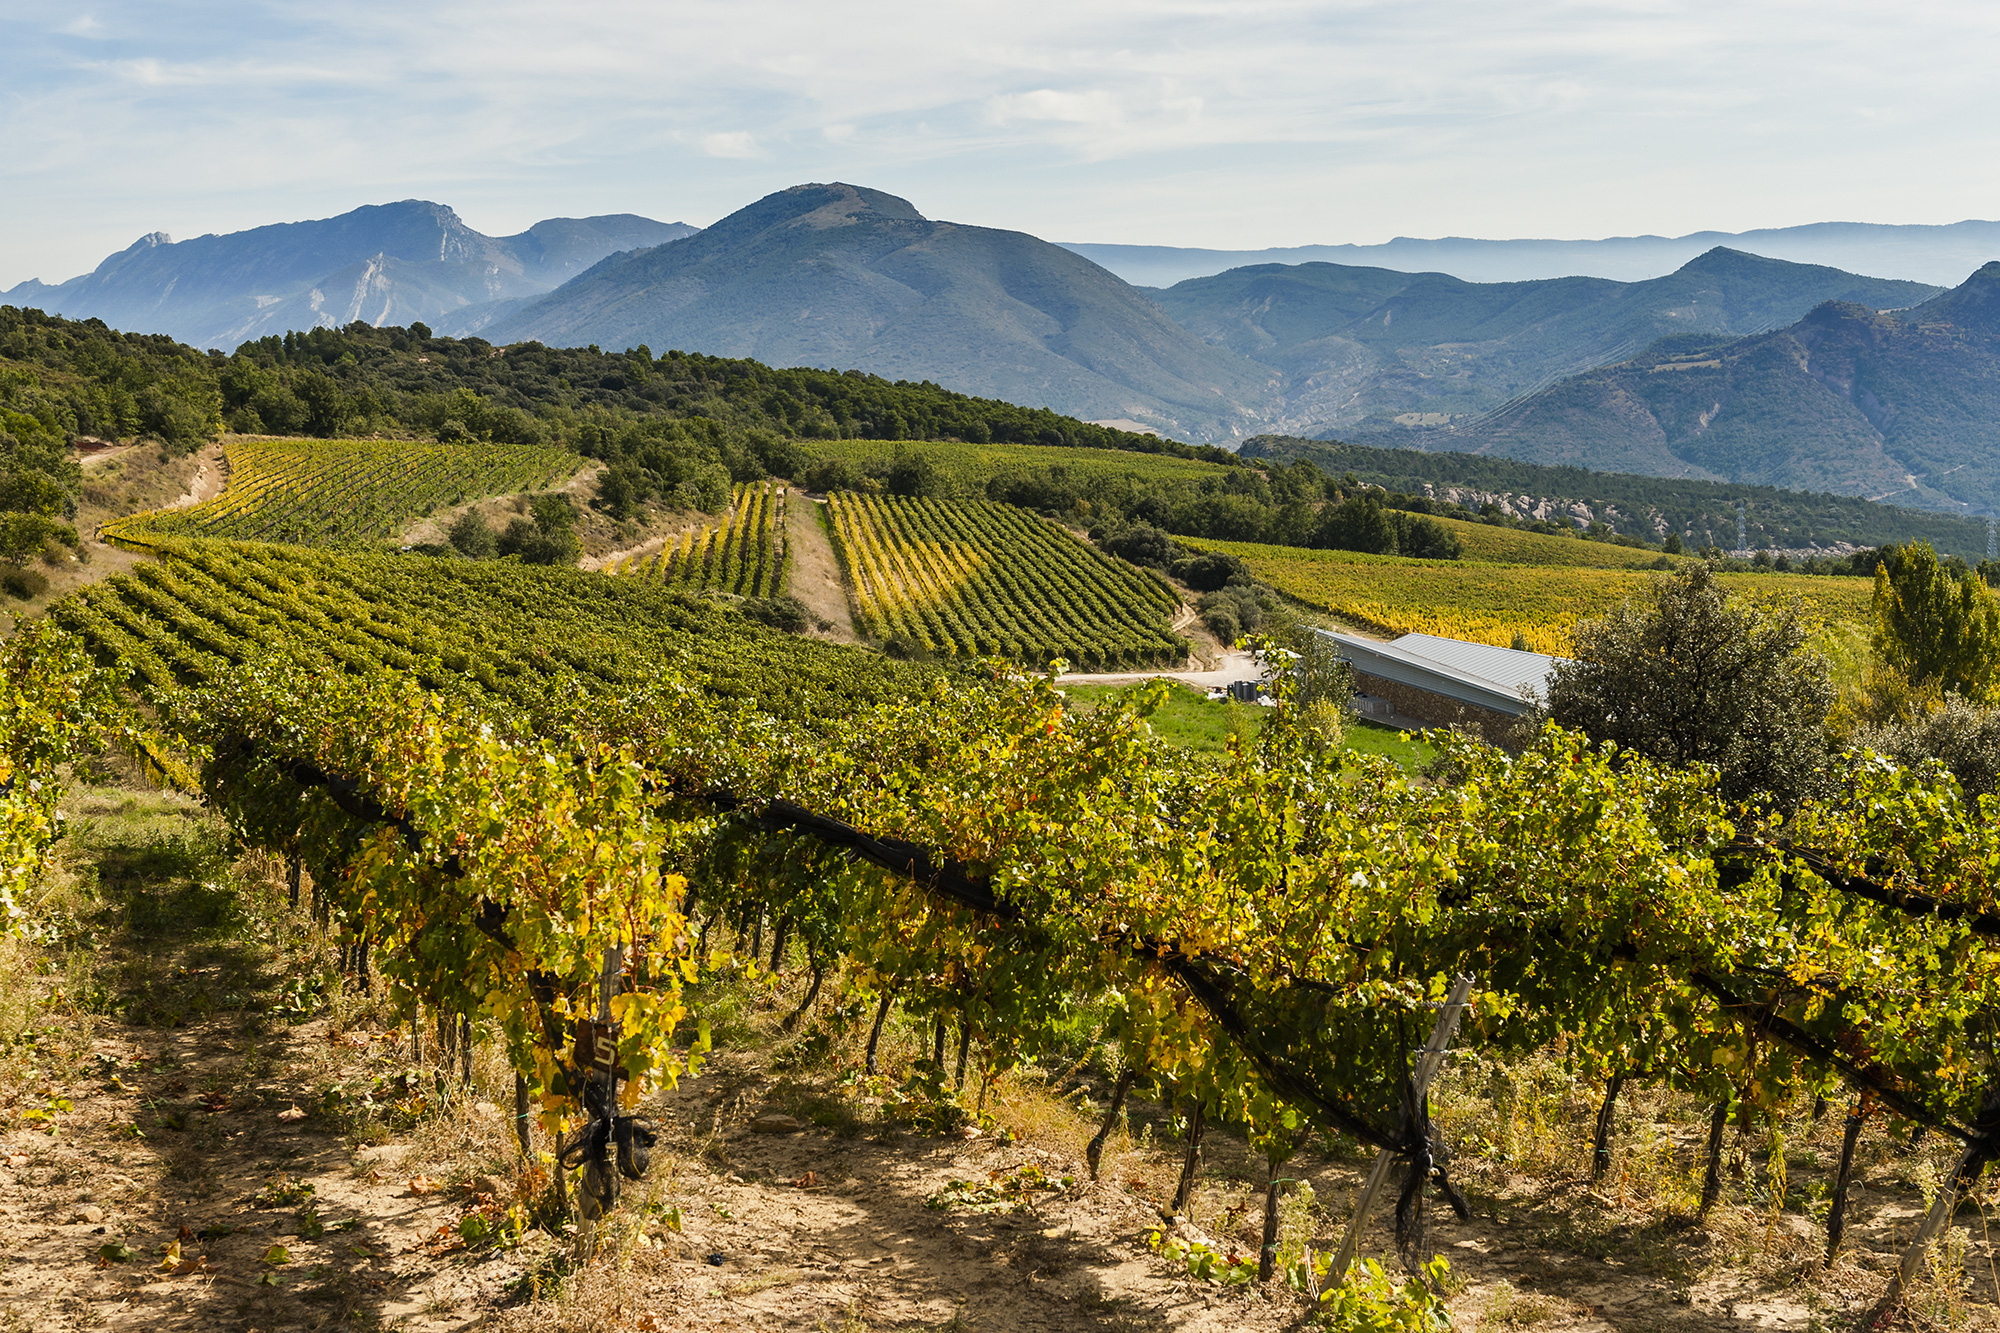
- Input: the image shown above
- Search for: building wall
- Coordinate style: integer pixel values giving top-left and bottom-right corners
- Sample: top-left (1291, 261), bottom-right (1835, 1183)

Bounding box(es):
top-left (1353, 670), bottom-right (1526, 750)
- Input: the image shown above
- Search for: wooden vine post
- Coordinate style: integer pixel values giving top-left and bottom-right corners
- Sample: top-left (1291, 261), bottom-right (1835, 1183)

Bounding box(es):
top-left (864, 990), bottom-right (893, 1075)
top-left (1170, 1099), bottom-right (1207, 1216)
top-left (1258, 1139), bottom-right (1294, 1283)
top-left (1590, 1074), bottom-right (1625, 1185)
top-left (1871, 1083), bottom-right (2000, 1323)
top-left (1826, 1094), bottom-right (1869, 1263)
top-left (1086, 1068), bottom-right (1139, 1181)
top-left (1330, 975), bottom-right (1475, 1281)
top-left (1699, 1100), bottom-right (1729, 1217)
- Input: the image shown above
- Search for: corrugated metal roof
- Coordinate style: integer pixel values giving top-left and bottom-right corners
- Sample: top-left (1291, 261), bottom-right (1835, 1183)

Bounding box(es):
top-left (1318, 630), bottom-right (1562, 717)
top-left (1390, 633), bottom-right (1560, 698)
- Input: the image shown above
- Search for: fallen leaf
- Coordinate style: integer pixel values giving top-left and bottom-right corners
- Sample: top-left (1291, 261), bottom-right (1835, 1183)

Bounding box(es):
top-left (276, 1106), bottom-right (307, 1124)
top-left (98, 1242), bottom-right (135, 1264)
top-left (261, 1243), bottom-right (291, 1265)
top-left (635, 1314), bottom-right (664, 1331)
top-left (407, 1176), bottom-right (440, 1197)
top-left (792, 1171), bottom-right (819, 1188)
top-left (157, 1239), bottom-right (183, 1271)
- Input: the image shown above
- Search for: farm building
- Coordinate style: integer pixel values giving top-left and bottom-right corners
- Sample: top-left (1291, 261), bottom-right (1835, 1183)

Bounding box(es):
top-left (1320, 630), bottom-right (1561, 745)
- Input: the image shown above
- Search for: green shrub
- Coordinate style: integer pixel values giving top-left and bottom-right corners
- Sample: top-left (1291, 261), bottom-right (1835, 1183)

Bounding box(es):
top-left (1, 567), bottom-right (49, 600)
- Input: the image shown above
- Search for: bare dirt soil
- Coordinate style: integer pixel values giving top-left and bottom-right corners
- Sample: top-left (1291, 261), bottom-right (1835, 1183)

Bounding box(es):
top-left (786, 496), bottom-right (862, 644)
top-left (0, 441), bottom-right (214, 638)
top-left (5, 771), bottom-right (2000, 1332)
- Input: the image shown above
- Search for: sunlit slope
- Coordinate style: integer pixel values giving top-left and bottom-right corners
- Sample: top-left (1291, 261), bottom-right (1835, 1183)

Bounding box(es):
top-left (105, 438), bottom-right (582, 547)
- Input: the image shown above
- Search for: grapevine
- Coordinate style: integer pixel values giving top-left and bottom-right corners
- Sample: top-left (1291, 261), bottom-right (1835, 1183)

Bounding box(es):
top-left (25, 535), bottom-right (2000, 1298)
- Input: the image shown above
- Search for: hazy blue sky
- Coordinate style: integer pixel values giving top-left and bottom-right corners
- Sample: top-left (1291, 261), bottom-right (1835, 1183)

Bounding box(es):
top-left (4, 0), bottom-right (1999, 287)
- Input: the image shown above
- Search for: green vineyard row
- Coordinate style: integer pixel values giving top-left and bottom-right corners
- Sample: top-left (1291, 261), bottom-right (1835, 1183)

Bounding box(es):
top-left (50, 539), bottom-right (926, 721)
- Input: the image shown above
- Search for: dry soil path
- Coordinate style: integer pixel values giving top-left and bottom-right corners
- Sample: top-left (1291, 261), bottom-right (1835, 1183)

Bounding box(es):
top-left (786, 496), bottom-right (861, 643)
top-left (1059, 649), bottom-right (1264, 690)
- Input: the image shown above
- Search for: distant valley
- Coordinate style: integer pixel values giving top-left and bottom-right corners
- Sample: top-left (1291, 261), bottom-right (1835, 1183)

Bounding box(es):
top-left (1064, 218), bottom-right (2000, 288)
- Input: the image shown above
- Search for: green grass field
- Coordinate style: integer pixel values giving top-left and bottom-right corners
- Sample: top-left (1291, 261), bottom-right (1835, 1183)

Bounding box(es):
top-left (1061, 681), bottom-right (1438, 769)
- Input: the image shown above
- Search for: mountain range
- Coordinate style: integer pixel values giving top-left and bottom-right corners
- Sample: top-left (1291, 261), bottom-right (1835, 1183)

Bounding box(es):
top-left (1148, 247), bottom-right (1937, 439)
top-left (1421, 262), bottom-right (2000, 514)
top-left (1065, 219), bottom-right (2000, 288)
top-left (0, 201), bottom-right (695, 350)
top-left (486, 182), bottom-right (1278, 442)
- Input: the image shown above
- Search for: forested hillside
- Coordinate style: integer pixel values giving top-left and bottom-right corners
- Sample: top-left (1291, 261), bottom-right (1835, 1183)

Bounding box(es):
top-left (0, 305), bottom-right (1219, 547)
top-left (0, 307), bottom-right (224, 567)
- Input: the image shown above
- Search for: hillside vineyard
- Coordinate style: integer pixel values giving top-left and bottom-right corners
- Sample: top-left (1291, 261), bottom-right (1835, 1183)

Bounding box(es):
top-left (105, 438), bottom-right (580, 547)
top-left (617, 480), bottom-right (790, 597)
top-left (16, 533), bottom-right (2000, 1325)
top-left (826, 492), bottom-right (1187, 667)
top-left (6, 328), bottom-right (1999, 1328)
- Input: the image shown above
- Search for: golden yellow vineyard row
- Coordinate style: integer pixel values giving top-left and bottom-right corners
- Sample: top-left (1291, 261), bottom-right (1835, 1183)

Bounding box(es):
top-left (616, 481), bottom-right (788, 598)
top-left (825, 492), bottom-right (1185, 668)
top-left (1189, 538), bottom-right (1873, 655)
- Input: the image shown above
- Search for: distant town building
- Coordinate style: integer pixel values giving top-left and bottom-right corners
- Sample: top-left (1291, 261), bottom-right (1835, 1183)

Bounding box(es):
top-left (1320, 630), bottom-right (1561, 746)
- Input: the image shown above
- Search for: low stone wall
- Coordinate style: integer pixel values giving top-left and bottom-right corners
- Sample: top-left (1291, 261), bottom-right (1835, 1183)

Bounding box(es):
top-left (1353, 670), bottom-right (1525, 750)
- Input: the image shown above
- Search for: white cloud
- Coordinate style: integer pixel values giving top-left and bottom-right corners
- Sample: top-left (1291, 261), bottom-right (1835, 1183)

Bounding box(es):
top-left (2, 0), bottom-right (2000, 286)
top-left (699, 131), bottom-right (763, 159)
top-left (986, 89), bottom-right (1124, 126)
